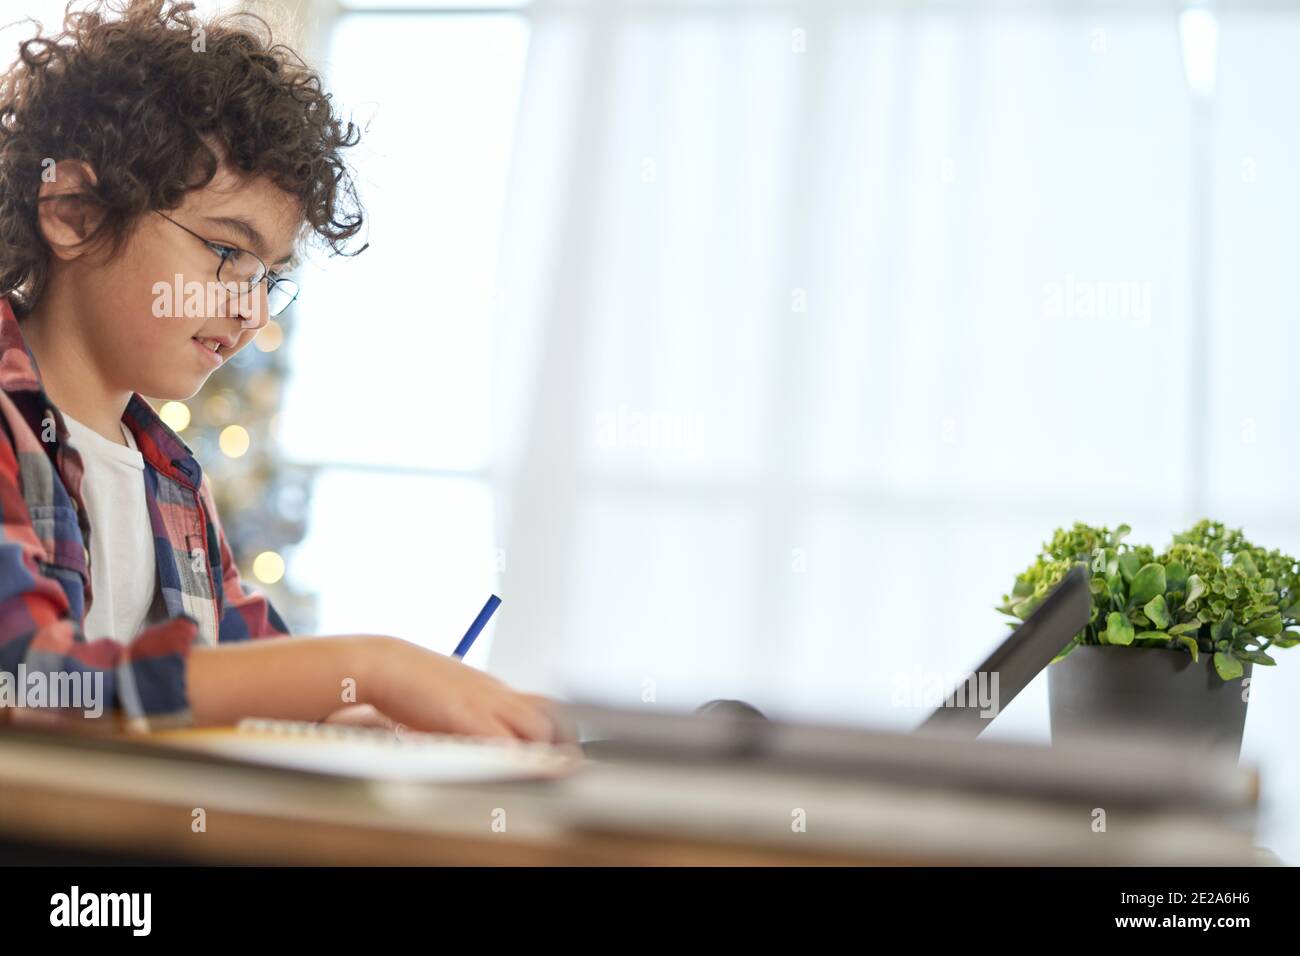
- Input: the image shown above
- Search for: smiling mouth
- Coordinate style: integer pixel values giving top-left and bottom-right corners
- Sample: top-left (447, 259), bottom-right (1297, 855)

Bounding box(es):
top-left (192, 336), bottom-right (226, 363)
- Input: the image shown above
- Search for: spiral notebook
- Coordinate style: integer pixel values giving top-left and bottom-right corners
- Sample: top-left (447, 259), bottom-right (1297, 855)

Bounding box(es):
top-left (148, 718), bottom-right (586, 783)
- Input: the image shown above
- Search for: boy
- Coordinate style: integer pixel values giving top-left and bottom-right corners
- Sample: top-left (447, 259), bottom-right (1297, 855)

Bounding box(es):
top-left (0, 0), bottom-right (564, 741)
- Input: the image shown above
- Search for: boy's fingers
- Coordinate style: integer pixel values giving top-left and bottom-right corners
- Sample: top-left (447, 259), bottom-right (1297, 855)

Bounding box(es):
top-left (498, 696), bottom-right (556, 743)
top-left (467, 711), bottom-right (516, 740)
top-left (522, 694), bottom-right (578, 744)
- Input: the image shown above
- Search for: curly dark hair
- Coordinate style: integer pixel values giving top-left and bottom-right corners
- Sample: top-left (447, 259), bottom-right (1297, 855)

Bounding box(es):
top-left (0, 0), bottom-right (365, 313)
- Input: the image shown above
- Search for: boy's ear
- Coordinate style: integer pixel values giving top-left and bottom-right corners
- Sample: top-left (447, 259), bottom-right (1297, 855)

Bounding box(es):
top-left (36, 159), bottom-right (106, 260)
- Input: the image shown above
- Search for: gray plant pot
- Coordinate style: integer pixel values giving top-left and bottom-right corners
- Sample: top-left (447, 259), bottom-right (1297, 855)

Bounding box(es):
top-left (1048, 645), bottom-right (1252, 760)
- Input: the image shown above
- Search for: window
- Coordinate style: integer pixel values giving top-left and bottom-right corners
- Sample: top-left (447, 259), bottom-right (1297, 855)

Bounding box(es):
top-left (281, 3), bottom-right (529, 664)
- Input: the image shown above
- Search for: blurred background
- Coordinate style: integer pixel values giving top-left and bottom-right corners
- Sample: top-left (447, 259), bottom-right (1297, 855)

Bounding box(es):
top-left (5, 0), bottom-right (1298, 859)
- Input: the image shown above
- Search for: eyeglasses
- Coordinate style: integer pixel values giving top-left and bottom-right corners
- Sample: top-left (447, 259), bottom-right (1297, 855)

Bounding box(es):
top-left (155, 211), bottom-right (300, 317)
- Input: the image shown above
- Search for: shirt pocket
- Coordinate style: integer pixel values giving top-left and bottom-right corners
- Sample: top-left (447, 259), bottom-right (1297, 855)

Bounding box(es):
top-left (26, 502), bottom-right (90, 621)
top-left (27, 502), bottom-right (90, 577)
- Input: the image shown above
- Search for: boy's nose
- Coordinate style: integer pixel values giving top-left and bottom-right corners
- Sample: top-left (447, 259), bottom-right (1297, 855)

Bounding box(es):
top-left (236, 285), bottom-right (271, 331)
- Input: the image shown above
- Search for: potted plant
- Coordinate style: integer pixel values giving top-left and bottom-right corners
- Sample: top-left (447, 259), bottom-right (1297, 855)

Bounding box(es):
top-left (999, 520), bottom-right (1300, 758)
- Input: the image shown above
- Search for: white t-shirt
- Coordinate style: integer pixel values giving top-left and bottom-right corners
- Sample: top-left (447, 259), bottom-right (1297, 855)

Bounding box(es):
top-left (63, 412), bottom-right (161, 643)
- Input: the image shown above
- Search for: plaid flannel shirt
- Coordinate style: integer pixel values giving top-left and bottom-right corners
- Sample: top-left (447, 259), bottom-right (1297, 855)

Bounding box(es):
top-left (0, 296), bottom-right (290, 730)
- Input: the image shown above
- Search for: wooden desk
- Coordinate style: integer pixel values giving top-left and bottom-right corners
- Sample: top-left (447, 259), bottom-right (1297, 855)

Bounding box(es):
top-left (0, 730), bottom-right (917, 865)
top-left (0, 728), bottom-right (1264, 866)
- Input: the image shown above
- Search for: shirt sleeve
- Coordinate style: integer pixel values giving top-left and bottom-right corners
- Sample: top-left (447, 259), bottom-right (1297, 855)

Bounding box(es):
top-left (0, 412), bottom-right (201, 731)
top-left (198, 473), bottom-right (292, 642)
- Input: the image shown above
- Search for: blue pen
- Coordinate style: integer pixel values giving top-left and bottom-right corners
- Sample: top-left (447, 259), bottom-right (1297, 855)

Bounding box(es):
top-left (452, 594), bottom-right (501, 659)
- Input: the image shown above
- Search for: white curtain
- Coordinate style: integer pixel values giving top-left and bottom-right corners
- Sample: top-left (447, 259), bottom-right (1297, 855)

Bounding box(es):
top-left (488, 0), bottom-right (1197, 721)
top-left (481, 0), bottom-right (1299, 860)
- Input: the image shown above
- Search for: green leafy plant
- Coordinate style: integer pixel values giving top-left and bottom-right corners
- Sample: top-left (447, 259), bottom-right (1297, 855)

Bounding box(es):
top-left (998, 520), bottom-right (1300, 681)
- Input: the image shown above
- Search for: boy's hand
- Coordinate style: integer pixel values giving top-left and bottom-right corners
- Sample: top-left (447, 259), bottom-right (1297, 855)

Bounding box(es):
top-left (186, 635), bottom-right (576, 743)
top-left (367, 638), bottom-right (572, 744)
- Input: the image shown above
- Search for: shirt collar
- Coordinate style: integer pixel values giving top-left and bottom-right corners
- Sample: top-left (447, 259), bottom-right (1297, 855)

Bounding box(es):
top-left (0, 296), bottom-right (205, 489)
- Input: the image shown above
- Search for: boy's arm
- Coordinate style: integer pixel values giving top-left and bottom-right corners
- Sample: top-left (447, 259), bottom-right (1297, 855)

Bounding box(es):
top-left (185, 634), bottom-right (371, 726)
top-left (198, 473), bottom-right (291, 641)
top-left (189, 479), bottom-right (563, 735)
top-left (184, 634), bottom-right (569, 742)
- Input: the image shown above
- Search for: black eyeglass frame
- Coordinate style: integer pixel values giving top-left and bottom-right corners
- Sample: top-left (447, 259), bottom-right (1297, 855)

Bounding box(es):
top-left (154, 210), bottom-right (299, 317)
